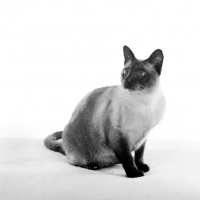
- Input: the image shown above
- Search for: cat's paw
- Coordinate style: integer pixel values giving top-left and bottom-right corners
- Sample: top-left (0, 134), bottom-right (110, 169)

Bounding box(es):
top-left (136, 163), bottom-right (150, 173)
top-left (127, 170), bottom-right (144, 178)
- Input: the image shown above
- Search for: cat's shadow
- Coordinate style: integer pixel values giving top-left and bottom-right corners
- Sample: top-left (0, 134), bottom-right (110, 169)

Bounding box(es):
top-left (98, 164), bottom-right (129, 178)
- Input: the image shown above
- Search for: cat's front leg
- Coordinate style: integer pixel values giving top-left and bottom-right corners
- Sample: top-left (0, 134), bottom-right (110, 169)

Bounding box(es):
top-left (111, 135), bottom-right (144, 178)
top-left (135, 141), bottom-right (149, 172)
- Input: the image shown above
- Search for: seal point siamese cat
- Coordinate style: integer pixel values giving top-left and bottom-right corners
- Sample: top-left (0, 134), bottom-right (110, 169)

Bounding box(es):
top-left (44, 46), bottom-right (166, 178)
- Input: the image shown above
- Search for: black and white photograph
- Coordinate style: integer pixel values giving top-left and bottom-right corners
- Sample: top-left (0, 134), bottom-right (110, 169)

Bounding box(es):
top-left (1, 0), bottom-right (200, 199)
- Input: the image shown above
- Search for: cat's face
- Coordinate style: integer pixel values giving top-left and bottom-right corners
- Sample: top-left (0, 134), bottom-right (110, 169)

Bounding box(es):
top-left (121, 46), bottom-right (164, 93)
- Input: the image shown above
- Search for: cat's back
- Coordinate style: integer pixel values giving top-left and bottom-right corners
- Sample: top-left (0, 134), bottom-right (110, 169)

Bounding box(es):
top-left (68, 86), bottom-right (117, 123)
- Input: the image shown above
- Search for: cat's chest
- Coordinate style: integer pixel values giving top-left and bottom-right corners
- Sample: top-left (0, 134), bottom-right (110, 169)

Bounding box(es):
top-left (118, 94), bottom-right (166, 149)
top-left (122, 103), bottom-right (157, 132)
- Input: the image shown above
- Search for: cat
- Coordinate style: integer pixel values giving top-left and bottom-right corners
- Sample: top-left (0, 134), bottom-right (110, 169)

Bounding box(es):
top-left (44, 45), bottom-right (166, 178)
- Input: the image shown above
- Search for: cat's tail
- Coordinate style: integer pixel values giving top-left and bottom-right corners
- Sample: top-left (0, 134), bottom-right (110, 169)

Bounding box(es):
top-left (44, 131), bottom-right (65, 155)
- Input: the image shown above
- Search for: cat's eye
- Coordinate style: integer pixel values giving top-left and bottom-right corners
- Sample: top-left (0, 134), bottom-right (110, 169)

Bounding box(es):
top-left (137, 71), bottom-right (146, 78)
top-left (123, 68), bottom-right (129, 76)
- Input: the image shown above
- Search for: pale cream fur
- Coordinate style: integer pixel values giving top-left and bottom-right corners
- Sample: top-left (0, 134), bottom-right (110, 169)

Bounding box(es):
top-left (111, 79), bottom-right (166, 150)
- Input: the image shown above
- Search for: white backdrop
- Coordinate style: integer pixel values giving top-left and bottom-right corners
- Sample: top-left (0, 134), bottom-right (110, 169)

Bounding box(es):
top-left (0, 0), bottom-right (200, 140)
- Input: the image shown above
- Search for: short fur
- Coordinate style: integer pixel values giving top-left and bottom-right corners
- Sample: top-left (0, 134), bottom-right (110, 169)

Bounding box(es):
top-left (44, 45), bottom-right (166, 178)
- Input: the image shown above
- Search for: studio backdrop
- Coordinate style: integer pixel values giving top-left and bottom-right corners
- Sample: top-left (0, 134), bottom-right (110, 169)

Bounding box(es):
top-left (0, 0), bottom-right (200, 141)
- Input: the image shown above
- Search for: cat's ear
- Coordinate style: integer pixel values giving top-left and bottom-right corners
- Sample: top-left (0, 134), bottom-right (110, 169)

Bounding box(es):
top-left (148, 49), bottom-right (164, 75)
top-left (123, 46), bottom-right (136, 65)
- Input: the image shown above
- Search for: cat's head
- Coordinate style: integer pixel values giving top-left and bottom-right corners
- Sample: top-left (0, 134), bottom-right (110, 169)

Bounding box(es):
top-left (121, 46), bottom-right (164, 93)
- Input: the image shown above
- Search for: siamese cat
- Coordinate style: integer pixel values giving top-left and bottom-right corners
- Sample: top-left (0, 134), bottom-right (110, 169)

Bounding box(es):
top-left (44, 46), bottom-right (166, 178)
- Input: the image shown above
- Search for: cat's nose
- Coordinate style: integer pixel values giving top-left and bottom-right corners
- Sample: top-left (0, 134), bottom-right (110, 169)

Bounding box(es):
top-left (136, 71), bottom-right (146, 78)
